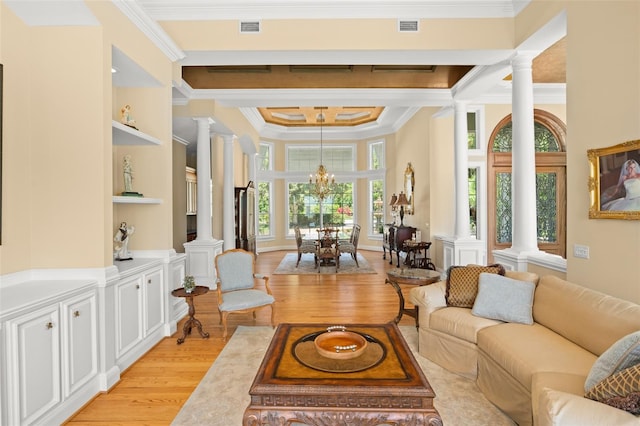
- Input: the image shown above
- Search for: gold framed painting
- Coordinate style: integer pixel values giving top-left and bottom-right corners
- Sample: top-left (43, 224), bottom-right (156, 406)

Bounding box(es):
top-left (588, 139), bottom-right (640, 220)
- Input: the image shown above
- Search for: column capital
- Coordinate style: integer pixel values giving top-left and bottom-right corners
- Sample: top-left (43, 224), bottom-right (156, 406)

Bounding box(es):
top-left (192, 117), bottom-right (214, 125)
top-left (220, 134), bottom-right (235, 143)
top-left (511, 52), bottom-right (536, 70)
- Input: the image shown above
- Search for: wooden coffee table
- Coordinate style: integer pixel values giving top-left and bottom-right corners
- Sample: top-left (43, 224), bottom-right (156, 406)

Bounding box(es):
top-left (243, 323), bottom-right (442, 426)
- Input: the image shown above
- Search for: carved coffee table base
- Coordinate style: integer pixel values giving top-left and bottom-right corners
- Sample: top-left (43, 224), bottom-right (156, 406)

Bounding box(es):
top-left (244, 409), bottom-right (443, 426)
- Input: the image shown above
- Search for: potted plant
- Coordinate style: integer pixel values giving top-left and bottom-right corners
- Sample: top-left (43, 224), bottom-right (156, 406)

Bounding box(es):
top-left (183, 275), bottom-right (196, 293)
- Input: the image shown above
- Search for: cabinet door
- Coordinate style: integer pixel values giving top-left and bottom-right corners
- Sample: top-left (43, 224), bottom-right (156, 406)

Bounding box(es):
top-left (116, 276), bottom-right (143, 358)
top-left (62, 291), bottom-right (98, 397)
top-left (6, 306), bottom-right (61, 425)
top-left (143, 267), bottom-right (164, 336)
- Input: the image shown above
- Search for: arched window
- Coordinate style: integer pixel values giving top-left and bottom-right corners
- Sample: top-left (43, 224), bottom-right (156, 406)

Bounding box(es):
top-left (487, 109), bottom-right (567, 259)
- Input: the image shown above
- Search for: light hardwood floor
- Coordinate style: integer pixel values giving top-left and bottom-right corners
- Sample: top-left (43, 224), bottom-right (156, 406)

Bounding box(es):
top-left (65, 249), bottom-right (417, 425)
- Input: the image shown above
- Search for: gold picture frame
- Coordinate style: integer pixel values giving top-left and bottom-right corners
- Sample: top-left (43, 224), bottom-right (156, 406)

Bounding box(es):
top-left (588, 139), bottom-right (640, 220)
top-left (404, 162), bottom-right (415, 215)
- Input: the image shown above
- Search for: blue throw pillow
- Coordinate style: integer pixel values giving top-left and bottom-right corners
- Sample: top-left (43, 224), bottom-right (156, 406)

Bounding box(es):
top-left (471, 273), bottom-right (535, 325)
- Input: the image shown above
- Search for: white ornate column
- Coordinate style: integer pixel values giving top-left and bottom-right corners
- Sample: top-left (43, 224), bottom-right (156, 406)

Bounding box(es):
top-left (222, 134), bottom-right (235, 251)
top-left (442, 101), bottom-right (486, 270)
top-left (183, 117), bottom-right (223, 288)
top-left (195, 118), bottom-right (213, 241)
top-left (494, 53), bottom-right (539, 271)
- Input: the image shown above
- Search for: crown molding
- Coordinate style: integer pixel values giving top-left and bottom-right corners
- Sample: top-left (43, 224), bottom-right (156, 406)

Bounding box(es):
top-left (112, 0), bottom-right (185, 62)
top-left (139, 0), bottom-right (531, 21)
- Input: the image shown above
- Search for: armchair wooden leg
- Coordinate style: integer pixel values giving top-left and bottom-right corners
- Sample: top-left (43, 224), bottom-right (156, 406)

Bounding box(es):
top-left (270, 305), bottom-right (276, 328)
top-left (221, 312), bottom-right (229, 340)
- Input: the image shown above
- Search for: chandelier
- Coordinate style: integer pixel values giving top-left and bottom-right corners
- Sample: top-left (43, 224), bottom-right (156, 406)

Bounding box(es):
top-left (309, 107), bottom-right (335, 200)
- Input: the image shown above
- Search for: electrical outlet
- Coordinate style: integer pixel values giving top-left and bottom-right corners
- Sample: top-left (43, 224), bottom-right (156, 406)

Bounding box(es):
top-left (573, 244), bottom-right (590, 259)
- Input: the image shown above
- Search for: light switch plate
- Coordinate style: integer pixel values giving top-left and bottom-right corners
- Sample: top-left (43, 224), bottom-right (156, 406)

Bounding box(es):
top-left (573, 244), bottom-right (589, 259)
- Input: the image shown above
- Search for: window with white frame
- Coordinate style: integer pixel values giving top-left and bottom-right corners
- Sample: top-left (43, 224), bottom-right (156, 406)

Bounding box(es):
top-left (257, 143), bottom-right (273, 237)
top-left (286, 144), bottom-right (355, 237)
top-left (369, 140), bottom-right (385, 235)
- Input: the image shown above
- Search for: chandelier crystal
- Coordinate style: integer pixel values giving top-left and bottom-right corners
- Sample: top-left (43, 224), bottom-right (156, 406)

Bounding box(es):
top-left (309, 108), bottom-right (335, 200)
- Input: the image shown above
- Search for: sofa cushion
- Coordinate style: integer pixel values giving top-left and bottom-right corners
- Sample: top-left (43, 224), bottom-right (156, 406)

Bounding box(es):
top-left (537, 388), bottom-right (640, 426)
top-left (533, 276), bottom-right (640, 357)
top-left (585, 331), bottom-right (640, 392)
top-left (430, 306), bottom-right (502, 344)
top-left (585, 364), bottom-right (640, 414)
top-left (472, 273), bottom-right (535, 325)
top-left (477, 322), bottom-right (596, 391)
top-left (445, 264), bottom-right (505, 308)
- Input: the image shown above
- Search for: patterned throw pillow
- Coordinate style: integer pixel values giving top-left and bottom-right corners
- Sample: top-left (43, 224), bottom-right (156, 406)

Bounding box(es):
top-left (445, 264), bottom-right (505, 308)
top-left (585, 363), bottom-right (640, 414)
top-left (585, 331), bottom-right (640, 392)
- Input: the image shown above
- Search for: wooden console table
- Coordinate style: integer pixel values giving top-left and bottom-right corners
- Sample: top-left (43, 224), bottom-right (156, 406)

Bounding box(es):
top-left (243, 323), bottom-right (441, 426)
top-left (171, 286), bottom-right (210, 344)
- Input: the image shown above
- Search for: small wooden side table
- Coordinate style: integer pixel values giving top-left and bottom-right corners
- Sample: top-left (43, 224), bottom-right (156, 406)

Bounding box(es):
top-left (386, 268), bottom-right (441, 326)
top-left (171, 286), bottom-right (210, 344)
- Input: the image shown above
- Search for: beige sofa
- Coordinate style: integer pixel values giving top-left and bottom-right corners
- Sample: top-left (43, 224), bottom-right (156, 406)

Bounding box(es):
top-left (409, 272), bottom-right (640, 425)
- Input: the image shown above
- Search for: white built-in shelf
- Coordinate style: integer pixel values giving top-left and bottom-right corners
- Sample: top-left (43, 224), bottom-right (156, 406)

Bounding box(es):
top-left (112, 120), bottom-right (162, 146)
top-left (113, 196), bottom-right (162, 204)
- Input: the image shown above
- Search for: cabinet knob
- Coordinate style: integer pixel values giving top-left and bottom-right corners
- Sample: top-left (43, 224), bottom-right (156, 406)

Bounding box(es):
top-left (74, 310), bottom-right (80, 317)
top-left (46, 322), bottom-right (54, 329)
top-left (147, 279), bottom-right (151, 284)
top-left (136, 284), bottom-right (140, 289)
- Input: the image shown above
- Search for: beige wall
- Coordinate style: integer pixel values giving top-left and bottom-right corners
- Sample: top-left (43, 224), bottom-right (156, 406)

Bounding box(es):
top-left (564, 1), bottom-right (640, 303)
top-left (161, 18), bottom-right (514, 52)
top-left (172, 141), bottom-right (187, 253)
top-left (394, 109), bottom-right (431, 240)
top-left (0, 1), bottom-right (174, 274)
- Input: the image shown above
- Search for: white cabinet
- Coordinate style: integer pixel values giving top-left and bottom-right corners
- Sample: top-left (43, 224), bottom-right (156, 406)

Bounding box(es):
top-left (144, 267), bottom-right (164, 337)
top-left (113, 260), bottom-right (166, 371)
top-left (5, 305), bottom-right (61, 425)
top-left (62, 292), bottom-right (98, 398)
top-left (115, 275), bottom-right (144, 358)
top-left (1, 281), bottom-right (99, 426)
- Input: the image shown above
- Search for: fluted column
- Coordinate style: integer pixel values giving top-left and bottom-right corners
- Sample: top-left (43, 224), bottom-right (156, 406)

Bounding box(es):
top-left (195, 117), bottom-right (213, 241)
top-left (222, 135), bottom-right (235, 250)
top-left (453, 100), bottom-right (470, 239)
top-left (511, 54), bottom-right (539, 253)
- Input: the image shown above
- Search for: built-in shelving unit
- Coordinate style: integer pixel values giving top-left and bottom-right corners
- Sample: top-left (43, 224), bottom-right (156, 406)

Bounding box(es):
top-left (112, 120), bottom-right (161, 146)
top-left (112, 196), bottom-right (162, 204)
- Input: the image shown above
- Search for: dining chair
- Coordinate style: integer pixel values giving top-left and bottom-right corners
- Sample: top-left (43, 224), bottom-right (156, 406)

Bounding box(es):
top-left (338, 224), bottom-right (361, 266)
top-left (214, 249), bottom-right (276, 340)
top-left (294, 225), bottom-right (317, 267)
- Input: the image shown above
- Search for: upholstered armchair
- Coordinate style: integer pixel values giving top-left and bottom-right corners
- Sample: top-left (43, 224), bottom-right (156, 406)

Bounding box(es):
top-left (214, 249), bottom-right (276, 340)
top-left (294, 225), bottom-right (317, 267)
top-left (338, 224), bottom-right (361, 267)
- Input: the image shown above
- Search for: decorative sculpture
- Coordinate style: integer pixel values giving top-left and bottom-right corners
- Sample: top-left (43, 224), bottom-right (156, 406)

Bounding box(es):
top-left (114, 221), bottom-right (135, 261)
top-left (122, 155), bottom-right (143, 197)
top-left (120, 104), bottom-right (137, 129)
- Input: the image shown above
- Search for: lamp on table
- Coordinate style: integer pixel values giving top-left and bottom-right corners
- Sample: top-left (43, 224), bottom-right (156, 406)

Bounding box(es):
top-left (394, 191), bottom-right (410, 227)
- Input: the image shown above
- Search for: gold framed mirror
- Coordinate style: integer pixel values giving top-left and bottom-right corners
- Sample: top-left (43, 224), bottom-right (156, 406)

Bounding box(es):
top-left (404, 162), bottom-right (415, 215)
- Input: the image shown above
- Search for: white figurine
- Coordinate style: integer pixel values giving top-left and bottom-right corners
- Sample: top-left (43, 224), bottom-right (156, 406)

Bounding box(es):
top-left (114, 221), bottom-right (135, 260)
top-left (123, 155), bottom-right (133, 193)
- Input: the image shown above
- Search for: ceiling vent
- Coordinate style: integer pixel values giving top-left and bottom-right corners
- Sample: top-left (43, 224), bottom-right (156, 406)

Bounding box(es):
top-left (240, 20), bottom-right (261, 33)
top-left (398, 20), bottom-right (419, 32)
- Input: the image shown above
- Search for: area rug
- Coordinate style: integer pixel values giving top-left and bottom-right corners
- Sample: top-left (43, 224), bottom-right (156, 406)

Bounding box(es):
top-left (273, 252), bottom-right (376, 274)
top-left (172, 326), bottom-right (514, 426)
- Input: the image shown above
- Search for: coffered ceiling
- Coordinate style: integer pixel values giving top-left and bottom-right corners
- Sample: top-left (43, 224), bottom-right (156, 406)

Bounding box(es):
top-left (5, 0), bottom-right (566, 142)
